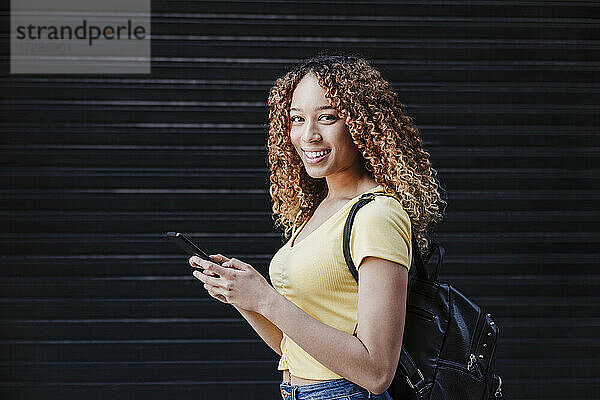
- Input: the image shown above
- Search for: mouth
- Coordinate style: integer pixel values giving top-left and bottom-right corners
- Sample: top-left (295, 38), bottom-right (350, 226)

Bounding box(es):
top-left (303, 149), bottom-right (331, 164)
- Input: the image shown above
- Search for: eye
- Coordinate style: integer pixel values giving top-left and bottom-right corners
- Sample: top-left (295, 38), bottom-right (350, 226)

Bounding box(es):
top-left (289, 115), bottom-right (337, 124)
top-left (320, 115), bottom-right (338, 121)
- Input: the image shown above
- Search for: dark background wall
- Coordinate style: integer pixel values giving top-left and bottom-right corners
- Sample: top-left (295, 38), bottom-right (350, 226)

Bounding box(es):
top-left (1, 1), bottom-right (599, 399)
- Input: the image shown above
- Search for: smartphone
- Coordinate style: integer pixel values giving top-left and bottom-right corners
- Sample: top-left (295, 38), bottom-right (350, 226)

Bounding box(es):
top-left (166, 231), bottom-right (220, 277)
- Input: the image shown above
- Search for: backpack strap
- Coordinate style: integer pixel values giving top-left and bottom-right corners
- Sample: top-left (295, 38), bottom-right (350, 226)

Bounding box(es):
top-left (342, 192), bottom-right (429, 281)
top-left (342, 191), bottom-right (428, 397)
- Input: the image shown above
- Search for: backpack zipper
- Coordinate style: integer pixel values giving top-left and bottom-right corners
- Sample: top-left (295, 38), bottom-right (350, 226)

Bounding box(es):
top-left (438, 358), bottom-right (482, 377)
top-left (467, 309), bottom-right (485, 378)
top-left (494, 375), bottom-right (503, 398)
top-left (483, 314), bottom-right (500, 377)
top-left (440, 356), bottom-right (484, 381)
top-left (466, 353), bottom-right (484, 379)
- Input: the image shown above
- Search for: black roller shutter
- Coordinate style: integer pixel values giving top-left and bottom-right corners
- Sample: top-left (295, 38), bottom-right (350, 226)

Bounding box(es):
top-left (1, 1), bottom-right (599, 399)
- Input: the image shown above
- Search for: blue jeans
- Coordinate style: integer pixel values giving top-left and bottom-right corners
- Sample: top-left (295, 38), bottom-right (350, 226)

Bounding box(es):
top-left (280, 378), bottom-right (393, 400)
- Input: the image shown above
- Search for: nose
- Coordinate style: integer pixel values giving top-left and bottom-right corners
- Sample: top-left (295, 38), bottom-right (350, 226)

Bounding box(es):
top-left (300, 118), bottom-right (321, 144)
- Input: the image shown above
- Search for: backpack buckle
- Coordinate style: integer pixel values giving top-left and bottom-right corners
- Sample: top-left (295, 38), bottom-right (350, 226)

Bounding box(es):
top-left (359, 193), bottom-right (376, 200)
top-left (405, 368), bottom-right (425, 391)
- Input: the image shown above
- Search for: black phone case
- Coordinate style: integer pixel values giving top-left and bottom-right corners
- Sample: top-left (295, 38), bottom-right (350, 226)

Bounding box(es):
top-left (166, 232), bottom-right (221, 277)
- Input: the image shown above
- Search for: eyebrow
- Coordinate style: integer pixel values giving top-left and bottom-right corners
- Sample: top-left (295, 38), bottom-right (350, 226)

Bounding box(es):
top-left (290, 105), bottom-right (335, 112)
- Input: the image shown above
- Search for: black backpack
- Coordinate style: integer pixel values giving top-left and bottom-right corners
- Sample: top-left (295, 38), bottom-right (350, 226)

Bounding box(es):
top-left (343, 192), bottom-right (504, 400)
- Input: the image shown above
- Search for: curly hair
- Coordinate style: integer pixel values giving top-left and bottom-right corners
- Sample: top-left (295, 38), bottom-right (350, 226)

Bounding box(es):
top-left (266, 51), bottom-right (447, 258)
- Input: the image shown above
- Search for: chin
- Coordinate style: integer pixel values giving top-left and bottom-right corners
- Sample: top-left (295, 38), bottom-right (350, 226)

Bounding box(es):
top-left (304, 170), bottom-right (324, 179)
top-left (303, 167), bottom-right (327, 179)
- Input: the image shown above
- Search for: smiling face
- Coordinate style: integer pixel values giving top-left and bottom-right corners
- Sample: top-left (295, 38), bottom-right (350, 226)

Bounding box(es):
top-left (289, 73), bottom-right (364, 180)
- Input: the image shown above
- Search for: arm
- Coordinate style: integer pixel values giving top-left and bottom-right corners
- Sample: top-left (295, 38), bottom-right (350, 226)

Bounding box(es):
top-left (192, 252), bottom-right (408, 393)
top-left (261, 256), bottom-right (408, 394)
top-left (233, 304), bottom-right (283, 356)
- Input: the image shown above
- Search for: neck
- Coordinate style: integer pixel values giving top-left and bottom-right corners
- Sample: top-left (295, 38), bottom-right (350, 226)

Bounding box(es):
top-left (323, 175), bottom-right (378, 202)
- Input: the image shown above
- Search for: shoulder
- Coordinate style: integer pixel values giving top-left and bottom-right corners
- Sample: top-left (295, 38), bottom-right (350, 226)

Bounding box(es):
top-left (354, 194), bottom-right (411, 229)
top-left (350, 193), bottom-right (412, 271)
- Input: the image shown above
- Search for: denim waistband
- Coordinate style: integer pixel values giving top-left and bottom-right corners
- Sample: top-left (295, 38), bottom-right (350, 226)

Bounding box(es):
top-left (279, 378), bottom-right (378, 400)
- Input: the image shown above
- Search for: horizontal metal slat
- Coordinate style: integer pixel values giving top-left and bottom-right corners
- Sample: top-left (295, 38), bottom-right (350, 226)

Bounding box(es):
top-left (1, 380), bottom-right (597, 400)
top-left (0, 252), bottom-right (598, 277)
top-left (146, 19), bottom-right (599, 41)
top-left (0, 275), bottom-right (597, 298)
top-left (1, 358), bottom-right (597, 383)
top-left (2, 210), bottom-right (599, 234)
top-left (0, 231), bottom-right (598, 255)
top-left (0, 190), bottom-right (598, 212)
top-left (107, 60), bottom-right (600, 82)
top-left (1, 338), bottom-right (597, 362)
top-left (1, 147), bottom-right (598, 169)
top-left (149, 1), bottom-right (600, 19)
top-left (1, 319), bottom-right (256, 341)
top-left (1, 168), bottom-right (598, 191)
top-left (0, 360), bottom-right (278, 383)
top-left (0, 383), bottom-right (280, 400)
top-left (0, 340), bottom-right (274, 362)
top-left (3, 124), bottom-right (598, 148)
top-left (1, 295), bottom-right (598, 319)
top-left (3, 81), bottom-right (599, 106)
top-left (3, 317), bottom-right (598, 341)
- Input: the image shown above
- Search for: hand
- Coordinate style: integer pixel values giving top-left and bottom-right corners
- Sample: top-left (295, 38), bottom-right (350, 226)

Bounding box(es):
top-left (189, 254), bottom-right (230, 302)
top-left (189, 254), bottom-right (275, 313)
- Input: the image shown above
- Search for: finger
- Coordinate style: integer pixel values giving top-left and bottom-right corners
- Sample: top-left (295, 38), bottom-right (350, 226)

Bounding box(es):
top-left (209, 254), bottom-right (230, 264)
top-left (189, 257), bottom-right (207, 270)
top-left (204, 283), bottom-right (228, 304)
top-left (202, 260), bottom-right (236, 278)
top-left (205, 282), bottom-right (228, 300)
top-left (190, 256), bottom-right (223, 273)
top-left (193, 270), bottom-right (221, 286)
top-left (204, 282), bottom-right (216, 297)
top-left (221, 257), bottom-right (248, 271)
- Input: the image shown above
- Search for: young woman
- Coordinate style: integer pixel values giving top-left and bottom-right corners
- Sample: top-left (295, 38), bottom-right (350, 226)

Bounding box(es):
top-left (189, 53), bottom-right (446, 399)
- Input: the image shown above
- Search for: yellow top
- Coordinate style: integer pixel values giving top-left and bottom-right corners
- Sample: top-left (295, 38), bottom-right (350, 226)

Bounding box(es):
top-left (268, 184), bottom-right (412, 380)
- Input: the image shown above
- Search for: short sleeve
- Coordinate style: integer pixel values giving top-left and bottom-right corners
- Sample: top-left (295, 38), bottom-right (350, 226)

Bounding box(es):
top-left (349, 196), bottom-right (412, 271)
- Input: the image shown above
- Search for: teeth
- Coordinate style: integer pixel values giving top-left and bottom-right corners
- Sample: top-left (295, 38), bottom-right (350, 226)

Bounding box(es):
top-left (306, 150), bottom-right (331, 159)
